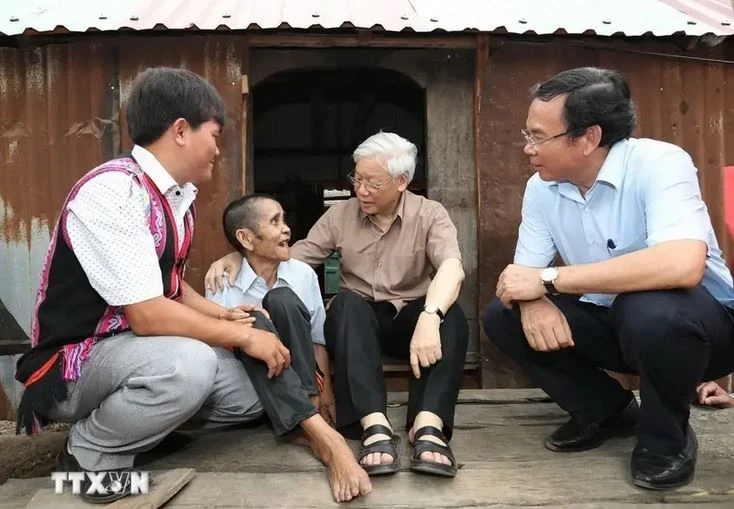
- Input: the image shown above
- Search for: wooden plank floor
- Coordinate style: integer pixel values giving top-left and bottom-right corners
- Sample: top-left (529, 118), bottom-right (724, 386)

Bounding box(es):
top-left (5, 390), bottom-right (734, 508)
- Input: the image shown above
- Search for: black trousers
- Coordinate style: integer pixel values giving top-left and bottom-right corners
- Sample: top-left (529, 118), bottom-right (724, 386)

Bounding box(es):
top-left (483, 285), bottom-right (734, 454)
top-left (237, 287), bottom-right (318, 436)
top-left (325, 290), bottom-right (469, 440)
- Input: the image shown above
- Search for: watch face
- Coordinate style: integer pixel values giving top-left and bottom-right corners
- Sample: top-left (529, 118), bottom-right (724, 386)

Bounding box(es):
top-left (541, 267), bottom-right (558, 283)
top-left (424, 304), bottom-right (437, 313)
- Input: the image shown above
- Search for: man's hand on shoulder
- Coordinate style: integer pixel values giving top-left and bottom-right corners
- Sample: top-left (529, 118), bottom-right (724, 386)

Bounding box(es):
top-left (496, 264), bottom-right (545, 308)
top-left (205, 252), bottom-right (243, 293)
top-left (518, 298), bottom-right (574, 352)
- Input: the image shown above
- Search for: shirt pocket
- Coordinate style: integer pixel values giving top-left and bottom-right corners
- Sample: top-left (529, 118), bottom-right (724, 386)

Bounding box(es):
top-left (608, 232), bottom-right (648, 257)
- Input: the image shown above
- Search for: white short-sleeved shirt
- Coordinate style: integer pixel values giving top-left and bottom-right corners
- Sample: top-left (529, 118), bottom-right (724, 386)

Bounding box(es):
top-left (207, 257), bottom-right (326, 345)
top-left (514, 137), bottom-right (734, 308)
top-left (65, 145), bottom-right (197, 306)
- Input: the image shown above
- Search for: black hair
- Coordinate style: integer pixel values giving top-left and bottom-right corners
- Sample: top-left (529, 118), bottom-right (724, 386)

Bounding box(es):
top-left (531, 67), bottom-right (636, 147)
top-left (126, 67), bottom-right (227, 146)
top-left (222, 194), bottom-right (277, 254)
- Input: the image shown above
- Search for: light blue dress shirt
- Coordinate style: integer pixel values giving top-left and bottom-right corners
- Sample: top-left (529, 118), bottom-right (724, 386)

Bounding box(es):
top-left (514, 138), bottom-right (734, 308)
top-left (207, 257), bottom-right (326, 345)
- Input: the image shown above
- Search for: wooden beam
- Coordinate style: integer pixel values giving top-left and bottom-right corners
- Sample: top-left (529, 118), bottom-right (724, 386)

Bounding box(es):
top-left (247, 33), bottom-right (477, 49)
top-left (0, 339), bottom-right (30, 355)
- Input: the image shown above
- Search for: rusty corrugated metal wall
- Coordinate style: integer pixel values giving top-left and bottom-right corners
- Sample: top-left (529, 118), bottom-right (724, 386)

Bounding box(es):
top-left (478, 38), bottom-right (734, 388)
top-left (0, 36), bottom-right (244, 335)
top-left (0, 40), bottom-right (118, 334)
top-left (2, 32), bottom-right (733, 390)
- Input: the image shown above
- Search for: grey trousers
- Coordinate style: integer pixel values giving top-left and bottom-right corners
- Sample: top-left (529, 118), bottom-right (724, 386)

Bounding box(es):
top-left (48, 333), bottom-right (263, 470)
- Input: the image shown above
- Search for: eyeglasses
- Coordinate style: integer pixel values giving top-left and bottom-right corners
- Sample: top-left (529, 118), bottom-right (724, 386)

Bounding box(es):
top-left (521, 128), bottom-right (569, 153)
top-left (347, 172), bottom-right (393, 192)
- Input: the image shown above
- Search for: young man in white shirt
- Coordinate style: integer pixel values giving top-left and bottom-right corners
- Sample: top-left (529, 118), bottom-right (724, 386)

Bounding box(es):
top-left (15, 68), bottom-right (369, 504)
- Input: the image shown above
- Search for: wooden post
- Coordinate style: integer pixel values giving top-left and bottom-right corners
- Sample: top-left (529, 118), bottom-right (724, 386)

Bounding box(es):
top-left (241, 73), bottom-right (249, 195)
top-left (474, 35), bottom-right (490, 387)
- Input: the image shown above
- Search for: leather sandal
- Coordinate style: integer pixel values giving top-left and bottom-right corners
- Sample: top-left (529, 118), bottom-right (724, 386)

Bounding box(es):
top-left (358, 424), bottom-right (400, 476)
top-left (410, 425), bottom-right (457, 478)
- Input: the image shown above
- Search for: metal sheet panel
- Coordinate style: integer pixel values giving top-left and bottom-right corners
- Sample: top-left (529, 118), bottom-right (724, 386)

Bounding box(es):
top-left (0, 41), bottom-right (117, 335)
top-left (1, 0), bottom-right (732, 37)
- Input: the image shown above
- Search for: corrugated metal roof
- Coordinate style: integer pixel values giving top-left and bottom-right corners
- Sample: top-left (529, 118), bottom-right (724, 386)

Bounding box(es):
top-left (660, 0), bottom-right (734, 31)
top-left (1, 0), bottom-right (733, 38)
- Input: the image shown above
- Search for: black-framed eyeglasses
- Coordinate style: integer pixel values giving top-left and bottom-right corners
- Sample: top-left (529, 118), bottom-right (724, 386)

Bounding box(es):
top-left (347, 172), bottom-right (393, 192)
top-left (521, 128), bottom-right (570, 152)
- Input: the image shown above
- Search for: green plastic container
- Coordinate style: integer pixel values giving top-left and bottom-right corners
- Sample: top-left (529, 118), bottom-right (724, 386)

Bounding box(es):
top-left (324, 253), bottom-right (341, 295)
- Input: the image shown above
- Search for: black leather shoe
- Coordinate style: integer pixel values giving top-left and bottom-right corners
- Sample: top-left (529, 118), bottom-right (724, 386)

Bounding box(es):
top-left (545, 396), bottom-right (639, 452)
top-left (56, 439), bottom-right (133, 504)
top-left (631, 425), bottom-right (697, 490)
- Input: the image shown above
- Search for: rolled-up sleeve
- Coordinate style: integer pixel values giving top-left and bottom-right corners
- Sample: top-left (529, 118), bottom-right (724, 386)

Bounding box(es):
top-left (514, 176), bottom-right (557, 267)
top-left (426, 205), bottom-right (462, 270)
top-left (644, 150), bottom-right (711, 247)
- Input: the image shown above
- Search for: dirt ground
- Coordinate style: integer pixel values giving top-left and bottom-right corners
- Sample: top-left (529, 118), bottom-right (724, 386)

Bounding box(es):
top-left (0, 421), bottom-right (69, 486)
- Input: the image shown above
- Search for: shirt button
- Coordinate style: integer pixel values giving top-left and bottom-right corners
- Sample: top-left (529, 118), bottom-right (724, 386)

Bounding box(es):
top-left (175, 191), bottom-right (181, 196)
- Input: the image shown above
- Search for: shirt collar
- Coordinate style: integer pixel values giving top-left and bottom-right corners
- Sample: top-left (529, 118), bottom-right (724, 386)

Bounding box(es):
top-left (233, 257), bottom-right (295, 292)
top-left (131, 145), bottom-right (197, 195)
top-left (594, 139), bottom-right (628, 190)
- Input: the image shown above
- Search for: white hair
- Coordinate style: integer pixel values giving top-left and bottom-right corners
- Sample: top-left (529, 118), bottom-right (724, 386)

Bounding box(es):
top-left (352, 132), bottom-right (417, 183)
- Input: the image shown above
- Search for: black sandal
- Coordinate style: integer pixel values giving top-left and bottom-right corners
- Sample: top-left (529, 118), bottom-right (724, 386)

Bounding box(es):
top-left (358, 424), bottom-right (400, 476)
top-left (410, 426), bottom-right (457, 478)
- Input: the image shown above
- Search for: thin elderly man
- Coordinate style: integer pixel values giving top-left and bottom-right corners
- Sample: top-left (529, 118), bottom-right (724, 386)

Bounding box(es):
top-left (14, 67), bottom-right (368, 505)
top-left (206, 193), bottom-right (371, 502)
top-left (483, 67), bottom-right (734, 490)
top-left (207, 132), bottom-right (469, 478)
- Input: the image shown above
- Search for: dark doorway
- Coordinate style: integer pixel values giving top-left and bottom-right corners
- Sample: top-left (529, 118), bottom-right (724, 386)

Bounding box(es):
top-left (252, 67), bottom-right (427, 294)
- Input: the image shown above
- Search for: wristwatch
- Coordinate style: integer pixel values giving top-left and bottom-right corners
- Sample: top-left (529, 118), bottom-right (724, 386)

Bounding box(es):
top-left (540, 267), bottom-right (560, 295)
top-left (422, 303), bottom-right (445, 322)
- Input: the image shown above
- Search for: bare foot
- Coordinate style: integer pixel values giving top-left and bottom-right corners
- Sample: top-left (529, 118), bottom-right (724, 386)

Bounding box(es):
top-left (326, 437), bottom-right (373, 502)
top-left (303, 415), bottom-right (372, 502)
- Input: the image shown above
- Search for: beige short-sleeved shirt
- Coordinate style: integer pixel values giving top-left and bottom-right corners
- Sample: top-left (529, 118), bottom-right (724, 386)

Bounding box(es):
top-left (291, 191), bottom-right (462, 310)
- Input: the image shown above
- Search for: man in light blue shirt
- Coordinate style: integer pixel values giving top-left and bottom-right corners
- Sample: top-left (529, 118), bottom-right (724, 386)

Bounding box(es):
top-left (483, 67), bottom-right (734, 491)
top-left (208, 194), bottom-right (371, 502)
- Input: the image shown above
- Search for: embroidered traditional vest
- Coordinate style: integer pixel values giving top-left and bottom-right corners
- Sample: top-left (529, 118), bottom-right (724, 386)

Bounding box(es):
top-left (15, 155), bottom-right (194, 434)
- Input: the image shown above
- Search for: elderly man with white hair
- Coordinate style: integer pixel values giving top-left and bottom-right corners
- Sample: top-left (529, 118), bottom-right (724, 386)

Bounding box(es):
top-left (205, 132), bottom-right (468, 478)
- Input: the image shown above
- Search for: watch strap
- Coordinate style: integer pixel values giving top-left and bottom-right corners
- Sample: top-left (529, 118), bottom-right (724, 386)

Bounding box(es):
top-left (543, 280), bottom-right (558, 295)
